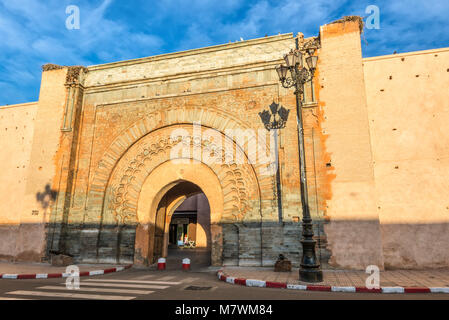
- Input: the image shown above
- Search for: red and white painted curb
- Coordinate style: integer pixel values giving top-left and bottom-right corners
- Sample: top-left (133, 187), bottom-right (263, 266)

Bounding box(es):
top-left (0, 265), bottom-right (132, 280)
top-left (217, 270), bottom-right (449, 294)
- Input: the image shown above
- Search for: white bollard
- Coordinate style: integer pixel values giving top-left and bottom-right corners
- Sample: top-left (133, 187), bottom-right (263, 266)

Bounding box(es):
top-left (182, 258), bottom-right (190, 271)
top-left (157, 257), bottom-right (166, 270)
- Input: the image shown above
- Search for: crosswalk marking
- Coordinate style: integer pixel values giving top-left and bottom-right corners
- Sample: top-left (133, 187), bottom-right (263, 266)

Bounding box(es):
top-left (72, 282), bottom-right (169, 289)
top-left (1, 275), bottom-right (193, 300)
top-left (38, 286), bottom-right (154, 295)
top-left (6, 290), bottom-right (135, 300)
top-left (85, 279), bottom-right (181, 285)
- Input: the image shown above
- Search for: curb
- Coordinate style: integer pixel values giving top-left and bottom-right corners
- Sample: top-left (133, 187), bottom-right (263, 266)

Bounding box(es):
top-left (217, 271), bottom-right (449, 294)
top-left (0, 265), bottom-right (133, 280)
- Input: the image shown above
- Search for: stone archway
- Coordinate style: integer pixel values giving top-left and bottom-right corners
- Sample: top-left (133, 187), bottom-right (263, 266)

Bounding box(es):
top-left (150, 181), bottom-right (202, 261)
top-left (134, 160), bottom-right (223, 265)
top-left (83, 123), bottom-right (264, 265)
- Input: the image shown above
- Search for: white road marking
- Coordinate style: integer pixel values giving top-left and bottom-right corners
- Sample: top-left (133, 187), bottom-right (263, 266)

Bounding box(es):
top-left (181, 277), bottom-right (197, 283)
top-left (6, 290), bottom-right (135, 300)
top-left (84, 279), bottom-right (181, 285)
top-left (71, 282), bottom-right (169, 289)
top-left (0, 297), bottom-right (31, 300)
top-left (38, 286), bottom-right (154, 295)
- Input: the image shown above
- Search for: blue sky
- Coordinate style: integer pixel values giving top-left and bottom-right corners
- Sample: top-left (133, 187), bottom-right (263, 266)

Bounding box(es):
top-left (0, 0), bottom-right (448, 105)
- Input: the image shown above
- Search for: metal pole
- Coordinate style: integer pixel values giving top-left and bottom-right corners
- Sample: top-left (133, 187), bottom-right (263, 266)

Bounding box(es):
top-left (294, 67), bottom-right (323, 283)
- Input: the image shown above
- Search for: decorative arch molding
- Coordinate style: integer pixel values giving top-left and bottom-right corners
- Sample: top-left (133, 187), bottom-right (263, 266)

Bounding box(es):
top-left (85, 124), bottom-right (265, 229)
top-left (80, 106), bottom-right (279, 265)
top-left (85, 106), bottom-right (276, 225)
top-left (136, 160), bottom-right (222, 226)
top-left (90, 105), bottom-right (254, 188)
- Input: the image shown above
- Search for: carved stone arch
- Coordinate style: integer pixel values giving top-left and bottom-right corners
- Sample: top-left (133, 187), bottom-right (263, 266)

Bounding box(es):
top-left (84, 122), bottom-right (269, 264)
top-left (150, 181), bottom-right (204, 263)
top-left (86, 106), bottom-right (276, 222)
top-left (135, 161), bottom-right (222, 265)
top-left (104, 124), bottom-right (261, 223)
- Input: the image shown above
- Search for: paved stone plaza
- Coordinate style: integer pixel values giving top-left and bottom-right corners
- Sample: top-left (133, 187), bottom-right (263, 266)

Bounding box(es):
top-left (220, 267), bottom-right (449, 288)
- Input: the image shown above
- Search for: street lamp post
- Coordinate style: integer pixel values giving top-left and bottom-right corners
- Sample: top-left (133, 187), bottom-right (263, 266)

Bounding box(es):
top-left (275, 38), bottom-right (323, 282)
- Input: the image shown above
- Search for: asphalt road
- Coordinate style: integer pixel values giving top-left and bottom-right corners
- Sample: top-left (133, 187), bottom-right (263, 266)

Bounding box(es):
top-left (0, 267), bottom-right (448, 301)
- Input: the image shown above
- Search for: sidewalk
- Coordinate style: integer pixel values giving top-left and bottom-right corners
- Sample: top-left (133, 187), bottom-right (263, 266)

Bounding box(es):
top-left (219, 267), bottom-right (449, 293)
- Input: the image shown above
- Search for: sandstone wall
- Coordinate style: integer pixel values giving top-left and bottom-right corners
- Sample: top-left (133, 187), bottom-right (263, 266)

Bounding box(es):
top-left (363, 47), bottom-right (449, 269)
top-left (0, 102), bottom-right (37, 260)
top-left (15, 68), bottom-right (70, 262)
top-left (316, 19), bottom-right (384, 270)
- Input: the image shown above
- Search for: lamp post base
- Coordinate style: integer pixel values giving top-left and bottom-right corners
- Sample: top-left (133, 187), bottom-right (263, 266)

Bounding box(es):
top-left (299, 236), bottom-right (323, 282)
top-left (299, 268), bottom-right (323, 283)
